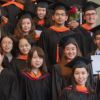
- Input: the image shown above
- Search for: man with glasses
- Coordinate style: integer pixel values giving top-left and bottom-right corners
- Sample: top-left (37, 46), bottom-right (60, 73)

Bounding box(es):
top-left (82, 1), bottom-right (100, 31)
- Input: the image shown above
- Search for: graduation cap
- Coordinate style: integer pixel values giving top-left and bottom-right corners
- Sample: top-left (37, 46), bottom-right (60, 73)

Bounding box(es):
top-left (59, 34), bottom-right (78, 48)
top-left (16, 11), bottom-right (34, 20)
top-left (36, 0), bottom-right (55, 9)
top-left (90, 25), bottom-right (100, 39)
top-left (83, 1), bottom-right (100, 12)
top-left (49, 2), bottom-right (70, 12)
top-left (90, 25), bottom-right (100, 34)
top-left (66, 56), bottom-right (92, 68)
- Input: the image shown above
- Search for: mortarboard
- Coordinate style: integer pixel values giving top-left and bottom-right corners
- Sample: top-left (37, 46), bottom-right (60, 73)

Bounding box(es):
top-left (59, 34), bottom-right (78, 48)
top-left (36, 0), bottom-right (55, 9)
top-left (90, 25), bottom-right (100, 39)
top-left (83, 1), bottom-right (100, 12)
top-left (49, 2), bottom-right (70, 12)
top-left (16, 11), bottom-right (34, 20)
top-left (90, 25), bottom-right (100, 34)
top-left (66, 56), bottom-right (92, 68)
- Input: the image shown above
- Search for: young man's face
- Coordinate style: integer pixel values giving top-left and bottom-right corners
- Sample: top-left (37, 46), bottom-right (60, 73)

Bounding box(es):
top-left (52, 9), bottom-right (68, 26)
top-left (94, 34), bottom-right (100, 49)
top-left (37, 7), bottom-right (46, 19)
top-left (84, 10), bottom-right (98, 25)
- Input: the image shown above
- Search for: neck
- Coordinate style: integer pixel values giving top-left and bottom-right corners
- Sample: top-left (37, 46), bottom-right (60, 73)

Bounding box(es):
top-left (32, 68), bottom-right (40, 75)
top-left (54, 23), bottom-right (65, 28)
top-left (23, 32), bottom-right (29, 36)
top-left (87, 23), bottom-right (96, 28)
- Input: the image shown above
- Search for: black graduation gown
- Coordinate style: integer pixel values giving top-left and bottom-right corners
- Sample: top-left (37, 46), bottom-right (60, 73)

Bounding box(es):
top-left (1, 3), bottom-right (23, 34)
top-left (19, 72), bottom-right (51, 100)
top-left (38, 27), bottom-right (74, 67)
top-left (71, 26), bottom-right (95, 56)
top-left (11, 55), bottom-right (28, 78)
top-left (52, 64), bottom-right (72, 100)
top-left (60, 87), bottom-right (98, 100)
top-left (0, 68), bottom-right (19, 100)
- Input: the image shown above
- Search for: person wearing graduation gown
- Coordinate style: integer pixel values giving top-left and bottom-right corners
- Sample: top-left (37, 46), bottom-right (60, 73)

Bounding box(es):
top-left (19, 46), bottom-right (51, 100)
top-left (67, 5), bottom-right (93, 56)
top-left (1, 0), bottom-right (24, 34)
top-left (14, 14), bottom-right (36, 45)
top-left (0, 47), bottom-right (19, 100)
top-left (38, 2), bottom-right (75, 69)
top-left (87, 25), bottom-right (100, 99)
top-left (52, 36), bottom-right (82, 100)
top-left (82, 1), bottom-right (100, 32)
top-left (11, 37), bottom-right (31, 78)
top-left (60, 56), bottom-right (98, 100)
top-left (33, 0), bottom-right (54, 39)
top-left (89, 25), bottom-right (100, 55)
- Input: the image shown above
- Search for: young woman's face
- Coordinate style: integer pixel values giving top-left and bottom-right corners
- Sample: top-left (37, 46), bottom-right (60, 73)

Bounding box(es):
top-left (21, 18), bottom-right (32, 33)
top-left (74, 68), bottom-right (89, 86)
top-left (31, 51), bottom-right (43, 69)
top-left (37, 7), bottom-right (46, 19)
top-left (19, 39), bottom-right (31, 55)
top-left (64, 43), bottom-right (77, 60)
top-left (1, 37), bottom-right (13, 54)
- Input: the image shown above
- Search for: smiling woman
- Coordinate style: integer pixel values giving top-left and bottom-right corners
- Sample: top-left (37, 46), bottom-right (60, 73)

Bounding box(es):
top-left (60, 56), bottom-right (98, 100)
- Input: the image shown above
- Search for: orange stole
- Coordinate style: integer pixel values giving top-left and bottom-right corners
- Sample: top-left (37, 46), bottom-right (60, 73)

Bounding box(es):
top-left (82, 24), bottom-right (92, 31)
top-left (2, 1), bottom-right (24, 10)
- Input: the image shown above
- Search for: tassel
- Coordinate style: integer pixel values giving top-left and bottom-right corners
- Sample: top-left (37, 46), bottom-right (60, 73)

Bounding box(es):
top-left (56, 44), bottom-right (59, 63)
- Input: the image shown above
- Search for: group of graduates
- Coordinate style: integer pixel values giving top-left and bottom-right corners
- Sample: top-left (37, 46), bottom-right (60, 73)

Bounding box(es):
top-left (0, 0), bottom-right (100, 100)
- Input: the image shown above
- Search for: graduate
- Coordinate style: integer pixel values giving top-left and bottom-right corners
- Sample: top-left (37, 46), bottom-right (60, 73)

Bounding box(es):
top-left (1, 0), bottom-right (24, 34)
top-left (88, 25), bottom-right (100, 99)
top-left (19, 46), bottom-right (51, 100)
top-left (14, 14), bottom-right (36, 45)
top-left (38, 2), bottom-right (74, 68)
top-left (11, 37), bottom-right (31, 77)
top-left (33, 0), bottom-right (54, 39)
top-left (52, 36), bottom-right (82, 100)
top-left (66, 3), bottom-right (95, 56)
top-left (0, 35), bottom-right (16, 69)
top-left (0, 36), bottom-right (14, 62)
top-left (82, 1), bottom-right (100, 31)
top-left (60, 56), bottom-right (98, 100)
top-left (90, 25), bottom-right (100, 55)
top-left (0, 47), bottom-right (19, 100)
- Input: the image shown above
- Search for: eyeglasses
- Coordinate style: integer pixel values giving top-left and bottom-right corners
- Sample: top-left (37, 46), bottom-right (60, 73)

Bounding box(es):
top-left (85, 13), bottom-right (97, 16)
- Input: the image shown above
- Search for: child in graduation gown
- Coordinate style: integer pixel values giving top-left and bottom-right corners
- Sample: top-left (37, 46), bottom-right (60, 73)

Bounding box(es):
top-left (0, 47), bottom-right (19, 100)
top-left (19, 46), bottom-right (51, 100)
top-left (60, 56), bottom-right (98, 100)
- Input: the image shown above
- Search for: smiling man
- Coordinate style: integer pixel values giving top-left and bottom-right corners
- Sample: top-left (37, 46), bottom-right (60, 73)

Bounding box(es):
top-left (82, 1), bottom-right (100, 31)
